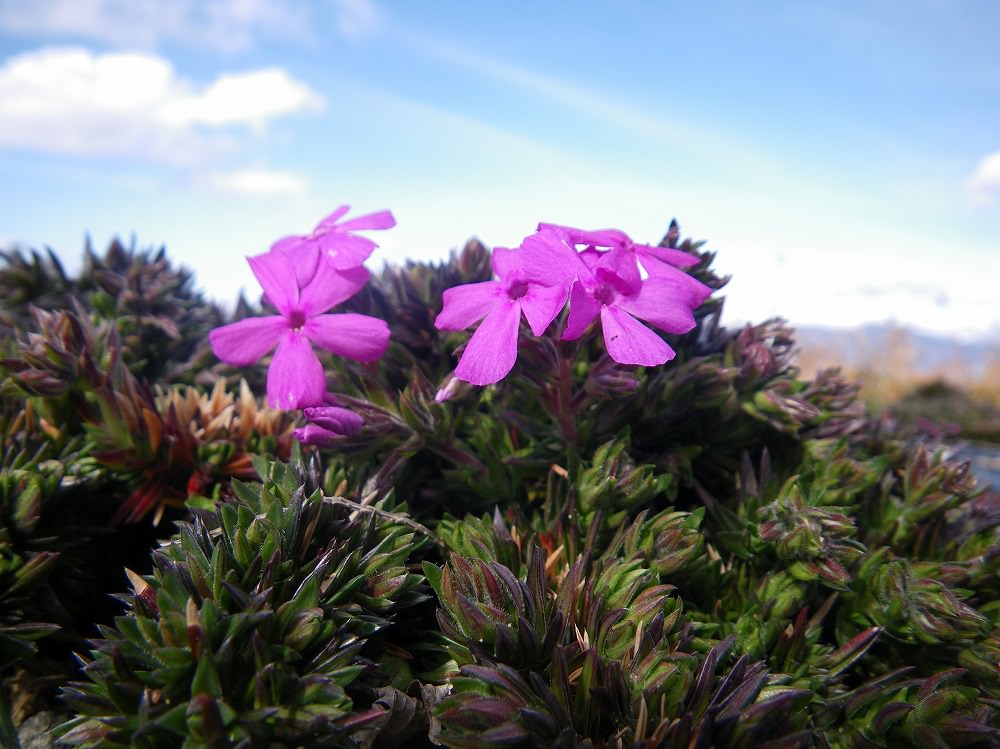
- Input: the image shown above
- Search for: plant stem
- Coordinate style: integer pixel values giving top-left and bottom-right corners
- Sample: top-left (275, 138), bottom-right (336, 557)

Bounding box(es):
top-left (555, 348), bottom-right (578, 443)
top-left (426, 436), bottom-right (489, 478)
top-left (322, 495), bottom-right (443, 548)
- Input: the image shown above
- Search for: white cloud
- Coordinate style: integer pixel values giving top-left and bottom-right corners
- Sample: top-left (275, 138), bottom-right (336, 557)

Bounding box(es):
top-left (161, 68), bottom-right (324, 131)
top-left (965, 151), bottom-right (1000, 207)
top-left (200, 167), bottom-right (308, 195)
top-left (0, 0), bottom-right (309, 54)
top-left (0, 47), bottom-right (324, 163)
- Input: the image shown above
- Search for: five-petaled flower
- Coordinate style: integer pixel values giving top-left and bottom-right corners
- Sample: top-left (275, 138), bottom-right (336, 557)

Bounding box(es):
top-left (434, 231), bottom-right (576, 385)
top-left (209, 249), bottom-right (390, 410)
top-left (271, 205), bottom-right (396, 287)
top-left (539, 221), bottom-right (706, 299)
top-left (560, 242), bottom-right (712, 366)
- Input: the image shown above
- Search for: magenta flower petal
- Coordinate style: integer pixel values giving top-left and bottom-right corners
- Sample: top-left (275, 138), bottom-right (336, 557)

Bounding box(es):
top-left (519, 231), bottom-right (583, 286)
top-left (535, 221), bottom-right (567, 235)
top-left (247, 251), bottom-right (299, 315)
top-left (209, 316), bottom-right (287, 366)
top-left (582, 228), bottom-right (630, 246)
top-left (578, 247), bottom-right (604, 272)
top-left (561, 281), bottom-right (601, 341)
top-left (490, 247), bottom-right (519, 278)
top-left (636, 244), bottom-right (700, 269)
top-left (313, 206), bottom-right (396, 269)
top-left (435, 281), bottom-right (501, 331)
top-left (573, 228), bottom-right (630, 248)
top-left (299, 263), bottom-right (370, 317)
top-left (618, 276), bottom-right (703, 334)
top-left (270, 235), bottom-right (303, 255)
top-left (455, 300), bottom-right (521, 385)
top-left (520, 282), bottom-right (570, 336)
top-left (271, 238), bottom-right (322, 288)
top-left (600, 306), bottom-right (675, 366)
top-left (651, 266), bottom-right (713, 307)
top-left (301, 405), bottom-right (364, 435)
top-left (315, 205), bottom-right (352, 228)
top-left (294, 424), bottom-right (344, 446)
top-left (305, 313), bottom-right (390, 361)
top-left (336, 209), bottom-right (396, 231)
top-left (593, 245), bottom-right (641, 294)
top-left (272, 206), bottom-right (395, 274)
top-left (537, 223), bottom-right (629, 249)
top-left (267, 331), bottom-right (326, 409)
top-left (319, 234), bottom-right (377, 269)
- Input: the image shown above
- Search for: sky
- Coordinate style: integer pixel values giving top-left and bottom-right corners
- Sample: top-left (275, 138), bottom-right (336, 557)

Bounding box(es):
top-left (1, 0), bottom-right (999, 339)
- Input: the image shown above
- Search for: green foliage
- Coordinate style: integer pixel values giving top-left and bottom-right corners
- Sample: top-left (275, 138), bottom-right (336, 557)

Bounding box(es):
top-left (891, 378), bottom-right (1000, 442)
top-left (2, 224), bottom-right (999, 747)
top-left (0, 247), bottom-right (73, 339)
top-left (0, 239), bottom-right (231, 385)
top-left (0, 423), bottom-right (128, 658)
top-left (0, 241), bottom-right (295, 736)
top-left (1, 301), bottom-right (295, 524)
top-left (57, 459), bottom-right (427, 748)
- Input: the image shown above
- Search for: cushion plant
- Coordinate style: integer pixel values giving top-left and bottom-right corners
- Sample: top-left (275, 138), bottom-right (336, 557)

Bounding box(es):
top-left (1, 212), bottom-right (998, 748)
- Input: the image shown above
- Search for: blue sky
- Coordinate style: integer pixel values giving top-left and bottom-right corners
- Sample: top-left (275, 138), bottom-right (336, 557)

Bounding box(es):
top-left (1, 0), bottom-right (999, 338)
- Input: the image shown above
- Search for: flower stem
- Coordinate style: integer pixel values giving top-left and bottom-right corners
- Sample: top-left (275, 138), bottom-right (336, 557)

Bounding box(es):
top-left (426, 436), bottom-right (489, 478)
top-left (555, 347), bottom-right (578, 443)
top-left (323, 495), bottom-right (443, 548)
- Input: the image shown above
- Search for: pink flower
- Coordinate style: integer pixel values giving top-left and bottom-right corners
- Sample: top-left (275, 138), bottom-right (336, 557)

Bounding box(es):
top-left (539, 221), bottom-right (703, 296)
top-left (561, 243), bottom-right (711, 366)
top-left (434, 232), bottom-right (576, 386)
top-left (209, 250), bottom-right (390, 409)
top-left (271, 205), bottom-right (396, 286)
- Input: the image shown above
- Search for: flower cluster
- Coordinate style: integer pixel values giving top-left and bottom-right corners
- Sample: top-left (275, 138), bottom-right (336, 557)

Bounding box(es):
top-left (209, 208), bottom-right (713, 443)
top-left (435, 222), bottom-right (712, 385)
top-left (209, 206), bottom-right (393, 441)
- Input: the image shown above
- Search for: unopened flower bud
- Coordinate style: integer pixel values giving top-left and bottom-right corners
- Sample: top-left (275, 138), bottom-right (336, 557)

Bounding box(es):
top-left (434, 374), bottom-right (473, 403)
top-left (585, 356), bottom-right (640, 398)
top-left (301, 405), bottom-right (363, 435)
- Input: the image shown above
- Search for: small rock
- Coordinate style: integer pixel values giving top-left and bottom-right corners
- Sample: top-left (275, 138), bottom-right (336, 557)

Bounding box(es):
top-left (17, 711), bottom-right (66, 749)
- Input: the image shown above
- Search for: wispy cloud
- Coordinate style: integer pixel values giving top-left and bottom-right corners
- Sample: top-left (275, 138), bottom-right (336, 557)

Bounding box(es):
top-left (0, 0), bottom-right (310, 53)
top-left (330, 0), bottom-right (384, 39)
top-left (0, 47), bottom-right (324, 164)
top-left (199, 167), bottom-right (308, 196)
top-left (397, 32), bottom-right (774, 172)
top-left (346, 81), bottom-right (572, 165)
top-left (964, 151), bottom-right (1000, 207)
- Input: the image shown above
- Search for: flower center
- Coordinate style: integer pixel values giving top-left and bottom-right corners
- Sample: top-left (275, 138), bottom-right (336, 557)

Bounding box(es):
top-left (593, 284), bottom-right (616, 306)
top-left (507, 280), bottom-right (529, 300)
top-left (288, 310), bottom-right (307, 330)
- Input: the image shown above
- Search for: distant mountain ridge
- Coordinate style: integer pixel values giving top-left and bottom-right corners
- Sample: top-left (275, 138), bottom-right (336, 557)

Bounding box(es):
top-left (792, 323), bottom-right (1000, 378)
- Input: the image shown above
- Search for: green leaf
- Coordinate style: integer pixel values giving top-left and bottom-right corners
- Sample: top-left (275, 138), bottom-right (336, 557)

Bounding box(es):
top-left (191, 654), bottom-right (222, 698)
